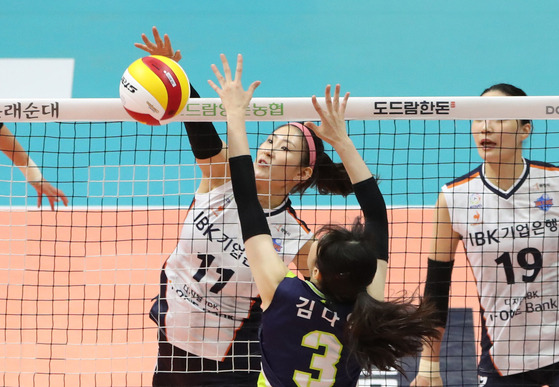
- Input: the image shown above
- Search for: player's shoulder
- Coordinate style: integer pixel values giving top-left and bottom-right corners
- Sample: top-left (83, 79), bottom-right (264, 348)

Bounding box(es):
top-left (273, 199), bottom-right (311, 234)
top-left (444, 164), bottom-right (483, 190)
top-left (528, 159), bottom-right (559, 172)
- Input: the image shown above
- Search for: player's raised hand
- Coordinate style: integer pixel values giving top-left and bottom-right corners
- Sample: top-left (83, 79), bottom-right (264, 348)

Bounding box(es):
top-left (208, 53), bottom-right (260, 115)
top-left (305, 84), bottom-right (350, 148)
top-left (134, 26), bottom-right (182, 62)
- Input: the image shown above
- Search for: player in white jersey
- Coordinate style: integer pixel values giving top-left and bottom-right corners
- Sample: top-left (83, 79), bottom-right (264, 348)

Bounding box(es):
top-left (0, 122), bottom-right (68, 210)
top-left (212, 55), bottom-right (439, 387)
top-left (412, 84), bottom-right (559, 387)
top-left (136, 28), bottom-right (361, 386)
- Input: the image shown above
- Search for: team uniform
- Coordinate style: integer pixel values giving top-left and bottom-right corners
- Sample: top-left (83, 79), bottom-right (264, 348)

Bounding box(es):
top-left (257, 272), bottom-right (360, 387)
top-left (150, 181), bottom-right (312, 384)
top-left (245, 175), bottom-right (385, 387)
top-left (442, 158), bottom-right (559, 381)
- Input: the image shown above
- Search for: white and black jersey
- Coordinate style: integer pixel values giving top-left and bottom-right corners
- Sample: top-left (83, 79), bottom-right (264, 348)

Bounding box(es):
top-left (150, 181), bottom-right (313, 361)
top-left (443, 158), bottom-right (559, 376)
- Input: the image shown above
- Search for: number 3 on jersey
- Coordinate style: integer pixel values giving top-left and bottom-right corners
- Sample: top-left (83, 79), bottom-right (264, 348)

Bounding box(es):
top-left (293, 331), bottom-right (342, 387)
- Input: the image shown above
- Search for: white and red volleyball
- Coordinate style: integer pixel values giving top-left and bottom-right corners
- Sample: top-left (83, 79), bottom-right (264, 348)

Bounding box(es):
top-left (119, 55), bottom-right (190, 126)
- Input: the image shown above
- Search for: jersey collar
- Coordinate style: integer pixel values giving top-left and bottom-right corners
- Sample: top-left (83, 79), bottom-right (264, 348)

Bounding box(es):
top-left (480, 158), bottom-right (529, 200)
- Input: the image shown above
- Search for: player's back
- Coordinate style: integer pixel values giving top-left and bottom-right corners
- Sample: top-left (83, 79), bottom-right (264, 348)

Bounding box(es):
top-left (259, 273), bottom-right (360, 386)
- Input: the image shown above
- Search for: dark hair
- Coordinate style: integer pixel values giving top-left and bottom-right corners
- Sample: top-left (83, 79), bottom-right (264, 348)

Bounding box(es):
top-left (347, 292), bottom-right (439, 374)
top-left (481, 83), bottom-right (526, 97)
top-left (283, 123), bottom-right (354, 197)
top-left (481, 83), bottom-right (531, 127)
top-left (315, 221), bottom-right (378, 303)
top-left (315, 220), bottom-right (440, 374)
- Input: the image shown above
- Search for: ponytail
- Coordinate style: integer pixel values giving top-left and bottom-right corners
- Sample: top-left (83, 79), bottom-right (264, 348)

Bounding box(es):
top-left (346, 292), bottom-right (440, 374)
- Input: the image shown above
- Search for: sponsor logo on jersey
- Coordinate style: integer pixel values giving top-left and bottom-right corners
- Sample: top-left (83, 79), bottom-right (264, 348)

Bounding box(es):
top-left (531, 182), bottom-right (549, 191)
top-left (471, 210), bottom-right (482, 225)
top-left (469, 193), bottom-right (482, 209)
top-left (209, 196), bottom-right (232, 218)
top-left (272, 238), bottom-right (283, 252)
top-left (535, 194), bottom-right (553, 212)
top-left (275, 224), bottom-right (292, 237)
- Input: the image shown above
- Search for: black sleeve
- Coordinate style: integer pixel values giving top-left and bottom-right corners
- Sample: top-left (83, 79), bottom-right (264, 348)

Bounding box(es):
top-left (183, 84), bottom-right (223, 159)
top-left (424, 258), bottom-right (454, 326)
top-left (229, 155), bottom-right (271, 242)
top-left (353, 176), bottom-right (389, 261)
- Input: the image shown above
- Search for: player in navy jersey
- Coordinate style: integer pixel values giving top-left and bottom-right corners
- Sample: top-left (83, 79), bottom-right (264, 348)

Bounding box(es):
top-left (210, 52), bottom-right (440, 386)
top-left (0, 122), bottom-right (68, 210)
top-left (135, 27), bottom-right (383, 386)
top-left (412, 84), bottom-right (559, 387)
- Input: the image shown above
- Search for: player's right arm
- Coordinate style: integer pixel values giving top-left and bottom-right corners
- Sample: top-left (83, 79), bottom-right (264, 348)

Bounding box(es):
top-left (411, 192), bottom-right (460, 387)
top-left (0, 123), bottom-right (68, 210)
top-left (135, 26), bottom-right (230, 193)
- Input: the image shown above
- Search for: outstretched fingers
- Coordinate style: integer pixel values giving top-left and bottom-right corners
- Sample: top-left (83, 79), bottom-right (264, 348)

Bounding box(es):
top-left (136, 26), bottom-right (161, 51)
top-left (208, 64), bottom-right (225, 94)
top-left (162, 32), bottom-right (182, 62)
top-left (137, 33), bottom-right (153, 50)
top-left (234, 54), bottom-right (244, 83)
top-left (219, 53), bottom-right (233, 82)
top-left (324, 84), bottom-right (349, 116)
top-left (339, 87), bottom-right (350, 115)
top-left (208, 54), bottom-right (247, 92)
top-left (134, 26), bottom-right (182, 61)
top-left (332, 84), bottom-right (341, 111)
top-left (324, 84), bottom-right (333, 112)
top-left (247, 80), bottom-right (261, 96)
top-left (307, 84), bottom-right (351, 144)
top-left (151, 26), bottom-right (163, 46)
top-left (311, 94), bottom-right (326, 122)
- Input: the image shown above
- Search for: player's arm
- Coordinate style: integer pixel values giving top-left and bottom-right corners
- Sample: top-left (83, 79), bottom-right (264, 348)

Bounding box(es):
top-left (183, 83), bottom-right (229, 193)
top-left (135, 26), bottom-right (229, 193)
top-left (0, 123), bottom-right (68, 210)
top-left (0, 123), bottom-right (38, 175)
top-left (208, 53), bottom-right (287, 310)
top-left (291, 239), bottom-right (313, 279)
top-left (411, 192), bottom-right (460, 387)
top-left (306, 85), bottom-right (388, 301)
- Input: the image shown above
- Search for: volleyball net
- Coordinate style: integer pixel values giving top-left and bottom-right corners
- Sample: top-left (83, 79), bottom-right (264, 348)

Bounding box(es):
top-left (1, 96), bottom-right (558, 386)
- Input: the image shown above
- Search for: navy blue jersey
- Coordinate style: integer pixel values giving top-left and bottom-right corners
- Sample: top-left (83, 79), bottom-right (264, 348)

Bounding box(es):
top-left (258, 272), bottom-right (360, 387)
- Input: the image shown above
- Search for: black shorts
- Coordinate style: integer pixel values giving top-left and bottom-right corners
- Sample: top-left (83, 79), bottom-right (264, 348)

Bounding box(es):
top-left (152, 329), bottom-right (260, 387)
top-left (479, 362), bottom-right (559, 387)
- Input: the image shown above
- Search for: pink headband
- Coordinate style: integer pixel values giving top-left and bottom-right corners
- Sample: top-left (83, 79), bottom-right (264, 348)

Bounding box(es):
top-left (287, 122), bottom-right (316, 169)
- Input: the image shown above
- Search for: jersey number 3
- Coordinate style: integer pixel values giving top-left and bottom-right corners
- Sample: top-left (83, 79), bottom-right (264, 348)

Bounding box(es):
top-left (293, 330), bottom-right (342, 387)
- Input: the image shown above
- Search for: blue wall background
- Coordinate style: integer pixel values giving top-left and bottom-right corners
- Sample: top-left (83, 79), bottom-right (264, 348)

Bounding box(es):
top-left (2, 1), bottom-right (559, 207)
top-left (5, 0), bottom-right (559, 98)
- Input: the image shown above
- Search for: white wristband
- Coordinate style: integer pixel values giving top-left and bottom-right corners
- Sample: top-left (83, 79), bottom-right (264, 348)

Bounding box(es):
top-left (417, 359), bottom-right (440, 377)
top-left (18, 159), bottom-right (43, 183)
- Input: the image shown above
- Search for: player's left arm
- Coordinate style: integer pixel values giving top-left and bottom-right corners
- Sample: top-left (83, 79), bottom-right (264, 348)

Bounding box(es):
top-left (209, 53), bottom-right (288, 310)
top-left (306, 85), bottom-right (388, 301)
top-left (135, 27), bottom-right (229, 193)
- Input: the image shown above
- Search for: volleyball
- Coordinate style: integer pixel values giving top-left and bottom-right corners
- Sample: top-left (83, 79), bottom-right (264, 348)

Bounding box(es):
top-left (119, 55), bottom-right (190, 126)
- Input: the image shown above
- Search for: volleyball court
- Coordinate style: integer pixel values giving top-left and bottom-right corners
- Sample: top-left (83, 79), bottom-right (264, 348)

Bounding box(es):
top-left (1, 96), bottom-right (557, 386)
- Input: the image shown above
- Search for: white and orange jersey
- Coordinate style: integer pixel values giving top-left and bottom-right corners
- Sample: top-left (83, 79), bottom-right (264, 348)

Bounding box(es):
top-left (152, 181), bottom-right (312, 361)
top-left (443, 158), bottom-right (559, 376)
